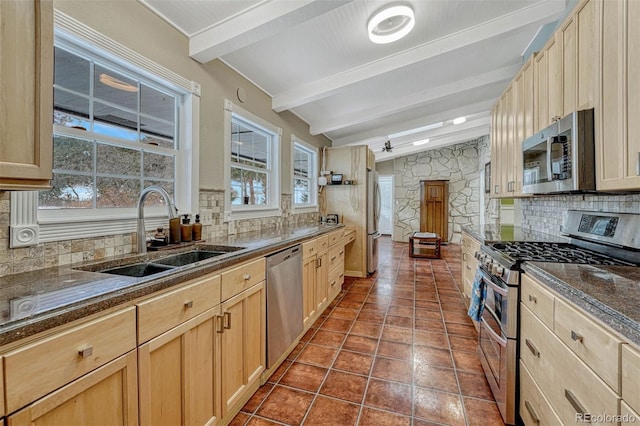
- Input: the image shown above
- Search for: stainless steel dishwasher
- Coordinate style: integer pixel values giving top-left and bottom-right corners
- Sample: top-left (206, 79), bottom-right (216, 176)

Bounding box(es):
top-left (266, 245), bottom-right (303, 368)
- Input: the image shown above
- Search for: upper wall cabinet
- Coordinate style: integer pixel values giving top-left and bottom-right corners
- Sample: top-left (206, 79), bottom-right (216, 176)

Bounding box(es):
top-left (0, 0), bottom-right (54, 190)
top-left (597, 0), bottom-right (640, 190)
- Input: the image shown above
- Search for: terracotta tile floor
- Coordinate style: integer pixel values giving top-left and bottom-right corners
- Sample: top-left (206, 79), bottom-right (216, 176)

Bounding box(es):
top-left (232, 237), bottom-right (505, 426)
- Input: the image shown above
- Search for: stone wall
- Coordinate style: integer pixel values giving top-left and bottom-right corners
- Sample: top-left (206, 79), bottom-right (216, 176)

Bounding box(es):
top-left (393, 138), bottom-right (483, 244)
top-left (0, 191), bottom-right (318, 277)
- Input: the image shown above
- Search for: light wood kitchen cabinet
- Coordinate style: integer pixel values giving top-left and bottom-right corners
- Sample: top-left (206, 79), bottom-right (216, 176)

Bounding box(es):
top-left (138, 308), bottom-right (222, 426)
top-left (8, 351), bottom-right (138, 426)
top-left (219, 282), bottom-right (265, 418)
top-left (0, 0), bottom-right (54, 190)
top-left (302, 245), bottom-right (318, 329)
top-left (576, 0), bottom-right (598, 110)
top-left (315, 239), bottom-right (329, 313)
top-left (597, 0), bottom-right (640, 190)
top-left (461, 231), bottom-right (480, 306)
top-left (519, 360), bottom-right (562, 426)
top-left (4, 307), bottom-right (136, 414)
top-left (547, 35), bottom-right (563, 124)
top-left (533, 49), bottom-right (548, 133)
top-left (622, 344), bottom-right (640, 414)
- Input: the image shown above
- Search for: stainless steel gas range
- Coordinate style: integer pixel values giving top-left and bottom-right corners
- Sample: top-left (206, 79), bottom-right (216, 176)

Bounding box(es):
top-left (474, 210), bottom-right (640, 425)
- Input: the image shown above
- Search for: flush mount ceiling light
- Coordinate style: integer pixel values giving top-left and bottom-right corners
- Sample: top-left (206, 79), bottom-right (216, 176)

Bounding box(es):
top-left (367, 4), bottom-right (415, 44)
top-left (413, 138), bottom-right (429, 146)
top-left (452, 116), bottom-right (466, 125)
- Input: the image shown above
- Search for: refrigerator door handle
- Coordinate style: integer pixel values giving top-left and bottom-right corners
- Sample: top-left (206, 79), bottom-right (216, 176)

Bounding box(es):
top-left (375, 183), bottom-right (381, 228)
top-left (373, 232), bottom-right (382, 239)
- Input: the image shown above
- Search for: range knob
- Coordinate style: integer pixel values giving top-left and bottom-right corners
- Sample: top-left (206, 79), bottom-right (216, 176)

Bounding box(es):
top-left (491, 264), bottom-right (504, 277)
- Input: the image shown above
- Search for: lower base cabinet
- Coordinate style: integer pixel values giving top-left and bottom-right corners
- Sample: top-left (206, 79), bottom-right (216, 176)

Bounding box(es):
top-left (220, 282), bottom-right (265, 417)
top-left (138, 308), bottom-right (221, 426)
top-left (8, 351), bottom-right (138, 426)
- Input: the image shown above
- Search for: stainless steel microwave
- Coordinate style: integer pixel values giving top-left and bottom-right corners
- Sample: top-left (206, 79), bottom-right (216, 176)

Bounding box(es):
top-left (522, 109), bottom-right (596, 194)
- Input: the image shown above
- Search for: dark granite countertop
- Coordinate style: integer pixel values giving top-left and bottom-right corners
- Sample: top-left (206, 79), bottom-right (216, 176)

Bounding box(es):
top-left (461, 225), bottom-right (567, 244)
top-left (523, 262), bottom-right (640, 347)
top-left (0, 224), bottom-right (344, 347)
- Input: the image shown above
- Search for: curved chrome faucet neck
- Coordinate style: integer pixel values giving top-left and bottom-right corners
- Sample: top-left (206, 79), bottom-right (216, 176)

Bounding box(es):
top-left (137, 186), bottom-right (177, 254)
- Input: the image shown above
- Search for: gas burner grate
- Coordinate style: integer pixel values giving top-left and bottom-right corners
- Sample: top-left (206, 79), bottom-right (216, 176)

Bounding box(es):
top-left (488, 242), bottom-right (636, 266)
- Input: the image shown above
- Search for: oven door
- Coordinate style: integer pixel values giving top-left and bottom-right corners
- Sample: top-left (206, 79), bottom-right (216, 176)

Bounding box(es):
top-left (479, 312), bottom-right (517, 425)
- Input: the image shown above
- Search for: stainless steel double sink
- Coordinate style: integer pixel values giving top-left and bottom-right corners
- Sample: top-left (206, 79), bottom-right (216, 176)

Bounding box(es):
top-left (82, 245), bottom-right (245, 278)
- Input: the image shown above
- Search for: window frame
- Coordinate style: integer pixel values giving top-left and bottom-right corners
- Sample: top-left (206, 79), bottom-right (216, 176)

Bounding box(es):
top-left (223, 100), bottom-right (282, 221)
top-left (9, 12), bottom-right (200, 247)
top-left (291, 136), bottom-right (319, 213)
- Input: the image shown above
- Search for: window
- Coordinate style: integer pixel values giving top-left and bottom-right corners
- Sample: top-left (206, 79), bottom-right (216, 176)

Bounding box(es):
top-left (292, 137), bottom-right (318, 210)
top-left (224, 101), bottom-right (281, 220)
top-left (40, 40), bottom-right (179, 213)
top-left (8, 16), bottom-right (201, 247)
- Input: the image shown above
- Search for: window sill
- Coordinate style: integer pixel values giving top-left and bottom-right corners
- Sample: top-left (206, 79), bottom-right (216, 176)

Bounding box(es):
top-left (292, 206), bottom-right (319, 215)
top-left (225, 208), bottom-right (283, 222)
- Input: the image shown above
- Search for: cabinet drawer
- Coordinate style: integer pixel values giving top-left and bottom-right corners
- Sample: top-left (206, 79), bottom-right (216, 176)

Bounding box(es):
top-left (519, 361), bottom-right (562, 426)
top-left (137, 273), bottom-right (221, 343)
top-left (328, 244), bottom-right (345, 272)
top-left (317, 235), bottom-right (329, 253)
top-left (4, 307), bottom-right (136, 413)
top-left (343, 229), bottom-right (356, 245)
top-left (622, 345), bottom-right (640, 413)
top-left (328, 267), bottom-right (344, 293)
top-left (462, 233), bottom-right (480, 254)
top-left (328, 229), bottom-right (343, 246)
top-left (302, 239), bottom-right (318, 260)
top-left (221, 257), bottom-right (266, 301)
top-left (521, 274), bottom-right (555, 329)
top-left (520, 305), bottom-right (619, 425)
top-left (554, 297), bottom-right (622, 391)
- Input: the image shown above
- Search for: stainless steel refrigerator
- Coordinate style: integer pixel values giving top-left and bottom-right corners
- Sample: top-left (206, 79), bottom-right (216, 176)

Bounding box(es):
top-left (367, 169), bottom-right (381, 274)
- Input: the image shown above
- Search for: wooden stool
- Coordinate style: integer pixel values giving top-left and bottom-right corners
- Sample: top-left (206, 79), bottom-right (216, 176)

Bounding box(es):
top-left (409, 232), bottom-right (442, 259)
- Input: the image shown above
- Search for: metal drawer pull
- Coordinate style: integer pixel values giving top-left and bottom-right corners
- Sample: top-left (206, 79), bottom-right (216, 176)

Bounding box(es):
top-left (528, 294), bottom-right (537, 304)
top-left (571, 330), bottom-right (584, 343)
top-left (565, 389), bottom-right (588, 415)
top-left (316, 258), bottom-right (322, 268)
top-left (223, 311), bottom-right (232, 329)
top-left (463, 252), bottom-right (467, 261)
top-left (331, 256), bottom-right (337, 261)
top-left (524, 400), bottom-right (540, 424)
top-left (243, 273), bottom-right (251, 281)
top-left (79, 346), bottom-right (93, 358)
top-left (525, 338), bottom-right (540, 357)
top-left (339, 250), bottom-right (344, 255)
top-left (184, 301), bottom-right (193, 309)
top-left (216, 315), bottom-right (225, 334)
top-left (637, 152), bottom-right (640, 176)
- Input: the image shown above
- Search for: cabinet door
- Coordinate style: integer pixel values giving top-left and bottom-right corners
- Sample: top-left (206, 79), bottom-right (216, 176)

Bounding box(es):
top-left (534, 50), bottom-right (549, 132)
top-left (8, 351), bottom-right (138, 426)
top-left (522, 58), bottom-right (535, 140)
top-left (576, 0), bottom-right (598, 110)
top-left (220, 283), bottom-right (265, 417)
top-left (0, 0), bottom-right (53, 190)
top-left (561, 16), bottom-right (577, 115)
top-left (490, 104), bottom-right (500, 197)
top-left (315, 251), bottom-right (328, 312)
top-left (138, 308), bottom-right (221, 426)
top-left (547, 35), bottom-right (563, 123)
top-left (302, 255), bottom-right (317, 329)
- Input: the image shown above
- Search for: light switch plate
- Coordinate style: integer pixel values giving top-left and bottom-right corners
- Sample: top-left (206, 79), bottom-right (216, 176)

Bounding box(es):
top-left (228, 220), bottom-right (236, 235)
top-left (200, 209), bottom-right (213, 225)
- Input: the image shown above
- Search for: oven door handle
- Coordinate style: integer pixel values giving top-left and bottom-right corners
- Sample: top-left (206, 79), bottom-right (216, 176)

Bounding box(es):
top-left (480, 272), bottom-right (508, 297)
top-left (481, 317), bottom-right (507, 348)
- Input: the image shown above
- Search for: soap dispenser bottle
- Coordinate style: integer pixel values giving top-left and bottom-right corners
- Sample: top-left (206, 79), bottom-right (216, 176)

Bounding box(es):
top-left (192, 214), bottom-right (203, 241)
top-left (180, 214), bottom-right (192, 242)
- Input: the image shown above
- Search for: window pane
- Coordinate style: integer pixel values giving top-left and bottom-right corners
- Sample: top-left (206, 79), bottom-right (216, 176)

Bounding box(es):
top-left (294, 147), bottom-right (309, 178)
top-left (294, 178), bottom-right (310, 204)
top-left (93, 101), bottom-right (139, 140)
top-left (96, 143), bottom-right (141, 176)
top-left (231, 166), bottom-right (268, 206)
top-left (141, 84), bottom-right (175, 123)
top-left (94, 64), bottom-right (138, 110)
top-left (144, 152), bottom-right (174, 179)
top-left (96, 177), bottom-right (140, 208)
top-left (230, 184), bottom-right (242, 205)
top-left (143, 181), bottom-right (175, 207)
top-left (54, 88), bottom-right (90, 128)
top-left (39, 173), bottom-right (94, 209)
top-left (53, 135), bottom-right (94, 173)
top-left (231, 119), bottom-right (269, 170)
top-left (140, 116), bottom-right (174, 141)
top-left (140, 133), bottom-right (174, 149)
top-left (54, 47), bottom-right (90, 95)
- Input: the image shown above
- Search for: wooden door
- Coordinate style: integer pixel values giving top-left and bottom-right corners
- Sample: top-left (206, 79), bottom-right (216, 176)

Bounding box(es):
top-left (220, 283), bottom-right (265, 417)
top-left (419, 180), bottom-right (449, 242)
top-left (138, 308), bottom-right (221, 426)
top-left (8, 351), bottom-right (138, 426)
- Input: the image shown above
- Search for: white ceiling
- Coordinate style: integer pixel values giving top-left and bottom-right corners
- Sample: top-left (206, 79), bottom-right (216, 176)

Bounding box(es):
top-left (139, 0), bottom-right (568, 161)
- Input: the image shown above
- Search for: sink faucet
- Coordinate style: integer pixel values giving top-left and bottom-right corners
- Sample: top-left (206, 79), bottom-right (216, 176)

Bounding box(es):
top-left (137, 186), bottom-right (177, 254)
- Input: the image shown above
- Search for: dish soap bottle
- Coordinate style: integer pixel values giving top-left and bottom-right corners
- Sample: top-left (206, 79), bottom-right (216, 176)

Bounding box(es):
top-left (192, 214), bottom-right (203, 241)
top-left (180, 214), bottom-right (192, 242)
top-left (169, 215), bottom-right (181, 244)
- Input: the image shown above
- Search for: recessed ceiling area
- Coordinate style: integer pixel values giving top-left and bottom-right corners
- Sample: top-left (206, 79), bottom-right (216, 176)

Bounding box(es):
top-left (138, 0), bottom-right (568, 160)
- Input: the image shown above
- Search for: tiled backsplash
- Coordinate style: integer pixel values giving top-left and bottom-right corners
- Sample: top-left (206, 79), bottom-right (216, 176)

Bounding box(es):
top-left (0, 190), bottom-right (319, 277)
top-left (520, 193), bottom-right (640, 237)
